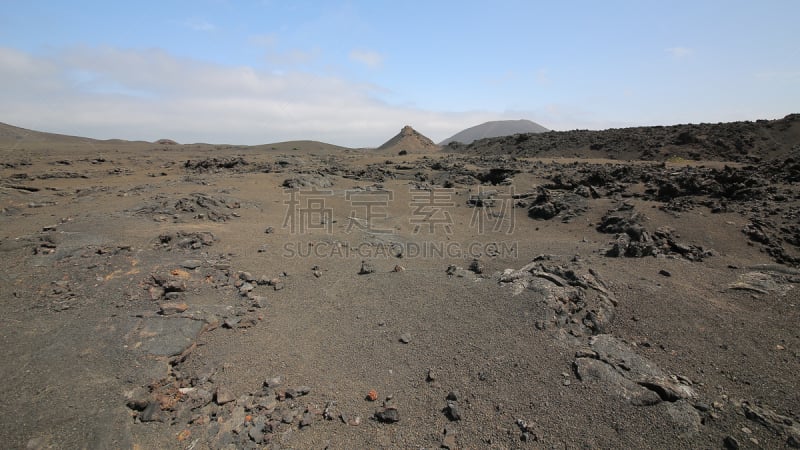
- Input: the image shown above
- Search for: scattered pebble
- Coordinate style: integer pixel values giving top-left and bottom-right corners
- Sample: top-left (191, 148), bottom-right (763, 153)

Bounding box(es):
top-left (359, 260), bottom-right (375, 275)
top-left (366, 390), bottom-right (378, 401)
top-left (445, 401), bottom-right (461, 421)
top-left (375, 407), bottom-right (400, 423)
top-left (469, 258), bottom-right (484, 274)
top-left (299, 411), bottom-right (314, 428)
top-left (442, 433), bottom-right (457, 449)
top-left (159, 302), bottom-right (188, 315)
top-left (723, 435), bottom-right (740, 450)
top-left (214, 387), bottom-right (235, 405)
top-left (426, 368), bottom-right (436, 382)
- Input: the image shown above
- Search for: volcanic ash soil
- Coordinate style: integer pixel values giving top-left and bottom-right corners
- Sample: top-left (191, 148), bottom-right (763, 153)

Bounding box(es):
top-left (1, 134), bottom-right (799, 449)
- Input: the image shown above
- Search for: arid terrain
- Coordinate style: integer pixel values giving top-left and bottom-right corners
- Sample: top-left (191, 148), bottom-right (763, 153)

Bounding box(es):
top-left (1, 116), bottom-right (799, 449)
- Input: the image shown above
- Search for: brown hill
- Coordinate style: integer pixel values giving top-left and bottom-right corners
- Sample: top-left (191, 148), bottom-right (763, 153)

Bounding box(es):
top-left (0, 122), bottom-right (101, 145)
top-left (377, 125), bottom-right (440, 154)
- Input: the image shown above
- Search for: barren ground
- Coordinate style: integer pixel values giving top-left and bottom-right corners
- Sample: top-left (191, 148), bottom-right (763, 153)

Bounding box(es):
top-left (1, 132), bottom-right (799, 449)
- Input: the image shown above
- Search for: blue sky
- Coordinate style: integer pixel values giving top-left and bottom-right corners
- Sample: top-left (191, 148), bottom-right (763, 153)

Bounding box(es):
top-left (1, 0), bottom-right (798, 146)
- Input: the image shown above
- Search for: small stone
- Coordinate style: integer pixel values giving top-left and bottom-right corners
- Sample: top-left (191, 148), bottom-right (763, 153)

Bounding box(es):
top-left (375, 407), bottom-right (400, 423)
top-left (239, 283), bottom-right (254, 294)
top-left (159, 302), bottom-right (188, 315)
top-left (658, 269), bottom-right (672, 277)
top-left (694, 402), bottom-right (710, 412)
top-left (399, 333), bottom-right (411, 344)
top-left (445, 401), bottom-right (461, 421)
top-left (240, 271), bottom-right (255, 282)
top-left (313, 270), bottom-right (321, 278)
top-left (264, 376), bottom-right (282, 388)
top-left (265, 227), bottom-right (274, 234)
top-left (251, 296), bottom-right (268, 308)
top-left (258, 397), bottom-right (278, 412)
top-left (393, 265), bottom-right (405, 272)
top-left (162, 280), bottom-right (186, 292)
top-left (215, 387), bottom-right (235, 405)
top-left (300, 412), bottom-right (314, 427)
top-left (238, 317), bottom-right (258, 328)
top-left (348, 415), bottom-right (362, 426)
top-left (248, 426), bottom-right (264, 444)
top-left (257, 276), bottom-right (271, 286)
top-left (723, 435), bottom-right (740, 450)
top-left (285, 386), bottom-right (310, 398)
top-left (126, 391), bottom-right (150, 411)
top-left (359, 260), bottom-right (375, 275)
top-left (446, 391), bottom-right (459, 401)
top-left (148, 286), bottom-right (165, 300)
top-left (469, 258), bottom-right (484, 274)
top-left (442, 433), bottom-right (457, 449)
top-left (281, 411), bottom-right (295, 424)
top-left (139, 402), bottom-right (160, 422)
top-left (223, 318), bottom-right (240, 329)
top-left (181, 259), bottom-right (202, 269)
top-left (741, 427), bottom-right (752, 434)
top-left (426, 368), bottom-right (436, 382)
top-left (322, 402), bottom-right (335, 420)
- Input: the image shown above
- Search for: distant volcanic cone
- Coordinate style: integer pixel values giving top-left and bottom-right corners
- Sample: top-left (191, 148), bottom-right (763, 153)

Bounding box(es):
top-left (377, 125), bottom-right (440, 154)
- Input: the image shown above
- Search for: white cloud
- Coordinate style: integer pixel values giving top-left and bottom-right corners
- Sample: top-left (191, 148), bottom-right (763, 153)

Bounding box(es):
top-left (0, 46), bottom-right (525, 146)
top-left (265, 48), bottom-right (320, 67)
top-left (348, 49), bottom-right (384, 69)
top-left (249, 33), bottom-right (277, 48)
top-left (183, 18), bottom-right (216, 32)
top-left (665, 47), bottom-right (693, 59)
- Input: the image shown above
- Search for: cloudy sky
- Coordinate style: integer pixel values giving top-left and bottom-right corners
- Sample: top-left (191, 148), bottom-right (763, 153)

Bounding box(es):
top-left (1, 0), bottom-right (798, 147)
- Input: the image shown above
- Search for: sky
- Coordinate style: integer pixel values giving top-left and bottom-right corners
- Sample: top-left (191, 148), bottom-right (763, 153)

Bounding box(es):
top-left (1, 0), bottom-right (798, 147)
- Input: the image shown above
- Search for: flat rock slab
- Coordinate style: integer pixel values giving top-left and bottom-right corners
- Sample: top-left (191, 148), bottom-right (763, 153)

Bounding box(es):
top-left (590, 334), bottom-right (668, 380)
top-left (729, 271), bottom-right (796, 295)
top-left (574, 357), bottom-right (661, 406)
top-left (133, 317), bottom-right (204, 356)
top-left (575, 334), bottom-right (695, 405)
